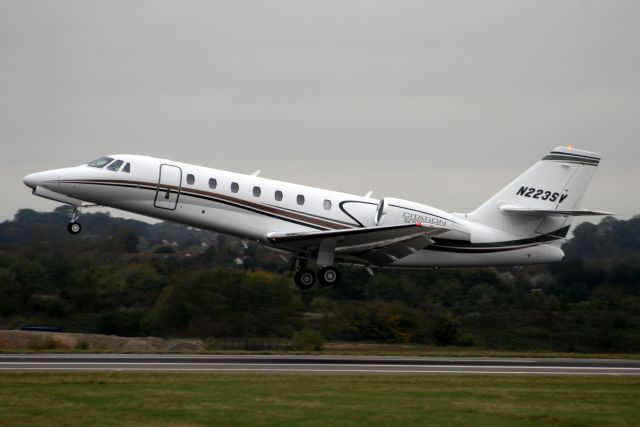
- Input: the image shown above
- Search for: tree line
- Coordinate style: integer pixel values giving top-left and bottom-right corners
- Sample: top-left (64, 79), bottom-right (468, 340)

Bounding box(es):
top-left (1, 208), bottom-right (639, 352)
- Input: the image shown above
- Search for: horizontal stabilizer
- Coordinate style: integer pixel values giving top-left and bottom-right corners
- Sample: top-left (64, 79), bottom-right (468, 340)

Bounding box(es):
top-left (499, 205), bottom-right (614, 217)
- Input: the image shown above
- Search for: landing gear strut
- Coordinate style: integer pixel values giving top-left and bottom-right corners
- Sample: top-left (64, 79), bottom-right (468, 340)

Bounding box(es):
top-left (67, 206), bottom-right (82, 235)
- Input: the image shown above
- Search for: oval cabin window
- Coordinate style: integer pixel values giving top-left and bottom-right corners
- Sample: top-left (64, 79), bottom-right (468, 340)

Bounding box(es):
top-left (186, 174), bottom-right (195, 185)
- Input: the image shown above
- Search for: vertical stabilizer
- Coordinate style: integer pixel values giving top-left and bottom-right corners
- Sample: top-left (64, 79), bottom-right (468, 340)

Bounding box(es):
top-left (466, 147), bottom-right (602, 239)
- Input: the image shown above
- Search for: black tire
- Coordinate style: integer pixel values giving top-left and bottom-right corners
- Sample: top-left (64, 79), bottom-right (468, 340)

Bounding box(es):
top-left (318, 266), bottom-right (339, 286)
top-left (294, 269), bottom-right (316, 289)
top-left (67, 222), bottom-right (82, 235)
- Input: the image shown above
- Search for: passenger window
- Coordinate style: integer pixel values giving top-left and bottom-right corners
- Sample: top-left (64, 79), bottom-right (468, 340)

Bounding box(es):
top-left (275, 190), bottom-right (283, 201)
top-left (231, 182), bottom-right (239, 193)
top-left (186, 174), bottom-right (195, 185)
top-left (107, 160), bottom-right (124, 171)
top-left (323, 199), bottom-right (332, 210)
top-left (122, 163), bottom-right (131, 173)
top-left (209, 178), bottom-right (217, 189)
top-left (297, 195), bottom-right (305, 206)
top-left (253, 186), bottom-right (261, 197)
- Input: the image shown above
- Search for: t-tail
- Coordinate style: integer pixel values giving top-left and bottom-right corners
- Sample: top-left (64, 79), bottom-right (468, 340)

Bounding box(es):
top-left (466, 146), bottom-right (613, 243)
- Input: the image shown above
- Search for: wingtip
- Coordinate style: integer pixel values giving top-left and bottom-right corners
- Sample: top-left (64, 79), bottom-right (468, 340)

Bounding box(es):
top-left (266, 232), bottom-right (278, 243)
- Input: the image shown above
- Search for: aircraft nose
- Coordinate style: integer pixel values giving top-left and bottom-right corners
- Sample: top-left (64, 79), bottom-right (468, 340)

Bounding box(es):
top-left (23, 173), bottom-right (39, 189)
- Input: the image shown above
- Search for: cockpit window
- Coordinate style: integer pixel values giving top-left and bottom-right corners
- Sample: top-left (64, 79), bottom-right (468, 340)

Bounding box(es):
top-left (122, 163), bottom-right (131, 173)
top-left (87, 157), bottom-right (114, 168)
top-left (107, 160), bottom-right (124, 171)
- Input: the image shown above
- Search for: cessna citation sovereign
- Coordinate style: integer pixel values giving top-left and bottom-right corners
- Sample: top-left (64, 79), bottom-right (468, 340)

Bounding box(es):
top-left (23, 146), bottom-right (611, 289)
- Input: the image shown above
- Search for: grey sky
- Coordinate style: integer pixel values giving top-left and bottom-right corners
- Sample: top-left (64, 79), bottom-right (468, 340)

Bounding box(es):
top-left (1, 1), bottom-right (639, 223)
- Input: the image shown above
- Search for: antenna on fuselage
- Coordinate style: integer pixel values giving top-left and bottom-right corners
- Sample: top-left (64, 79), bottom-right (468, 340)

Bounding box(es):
top-left (364, 190), bottom-right (373, 198)
top-left (251, 170), bottom-right (261, 176)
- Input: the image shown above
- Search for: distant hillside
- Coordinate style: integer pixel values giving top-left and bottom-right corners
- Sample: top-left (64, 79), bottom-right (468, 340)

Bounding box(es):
top-left (0, 206), bottom-right (285, 270)
top-left (3, 207), bottom-right (637, 261)
top-left (563, 215), bottom-right (640, 261)
top-left (0, 206), bottom-right (221, 255)
top-left (1, 208), bottom-right (639, 353)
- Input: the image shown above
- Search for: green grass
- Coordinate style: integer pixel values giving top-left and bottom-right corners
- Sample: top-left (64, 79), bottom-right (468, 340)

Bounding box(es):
top-left (0, 373), bottom-right (639, 426)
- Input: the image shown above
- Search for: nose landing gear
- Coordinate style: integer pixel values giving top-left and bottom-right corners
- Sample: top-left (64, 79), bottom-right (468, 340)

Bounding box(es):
top-left (67, 206), bottom-right (82, 235)
top-left (67, 221), bottom-right (82, 234)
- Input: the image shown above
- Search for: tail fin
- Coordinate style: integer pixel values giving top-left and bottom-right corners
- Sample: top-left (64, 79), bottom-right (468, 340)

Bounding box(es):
top-left (466, 146), bottom-right (610, 240)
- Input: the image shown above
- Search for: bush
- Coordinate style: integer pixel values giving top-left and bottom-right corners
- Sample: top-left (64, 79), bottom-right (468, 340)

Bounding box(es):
top-left (75, 339), bottom-right (90, 350)
top-left (27, 336), bottom-right (64, 350)
top-left (292, 329), bottom-right (324, 351)
top-left (154, 246), bottom-right (176, 254)
top-left (98, 307), bottom-right (149, 337)
top-left (431, 314), bottom-right (460, 346)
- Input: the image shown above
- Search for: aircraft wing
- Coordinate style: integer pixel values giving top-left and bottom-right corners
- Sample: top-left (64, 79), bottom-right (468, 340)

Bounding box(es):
top-left (267, 223), bottom-right (448, 266)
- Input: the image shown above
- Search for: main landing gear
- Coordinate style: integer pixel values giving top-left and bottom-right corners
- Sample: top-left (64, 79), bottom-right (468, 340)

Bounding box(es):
top-left (318, 266), bottom-right (339, 287)
top-left (67, 206), bottom-right (82, 235)
top-left (292, 259), bottom-right (340, 289)
top-left (294, 269), bottom-right (316, 289)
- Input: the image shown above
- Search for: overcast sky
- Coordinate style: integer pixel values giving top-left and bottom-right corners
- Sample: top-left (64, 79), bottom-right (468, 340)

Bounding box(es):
top-left (1, 1), bottom-right (638, 224)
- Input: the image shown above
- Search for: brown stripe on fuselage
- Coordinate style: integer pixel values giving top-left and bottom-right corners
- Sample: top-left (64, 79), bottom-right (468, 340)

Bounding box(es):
top-left (57, 178), bottom-right (355, 230)
top-left (185, 185), bottom-right (353, 230)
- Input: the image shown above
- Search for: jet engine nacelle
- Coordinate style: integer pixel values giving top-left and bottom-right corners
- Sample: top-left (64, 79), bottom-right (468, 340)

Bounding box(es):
top-left (375, 197), bottom-right (451, 228)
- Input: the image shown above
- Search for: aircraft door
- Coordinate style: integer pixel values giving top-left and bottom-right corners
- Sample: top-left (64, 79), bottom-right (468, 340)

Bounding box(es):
top-left (154, 164), bottom-right (182, 210)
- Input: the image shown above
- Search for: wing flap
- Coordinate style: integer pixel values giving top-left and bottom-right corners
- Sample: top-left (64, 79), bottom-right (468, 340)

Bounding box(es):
top-left (355, 235), bottom-right (433, 266)
top-left (267, 223), bottom-right (448, 264)
top-left (334, 232), bottom-right (433, 253)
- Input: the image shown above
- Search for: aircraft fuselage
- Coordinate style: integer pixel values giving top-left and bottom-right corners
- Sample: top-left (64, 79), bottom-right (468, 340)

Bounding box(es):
top-left (23, 154), bottom-right (566, 271)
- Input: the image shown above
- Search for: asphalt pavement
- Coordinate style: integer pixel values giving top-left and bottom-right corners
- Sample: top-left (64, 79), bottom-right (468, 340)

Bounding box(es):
top-left (1, 354), bottom-right (639, 375)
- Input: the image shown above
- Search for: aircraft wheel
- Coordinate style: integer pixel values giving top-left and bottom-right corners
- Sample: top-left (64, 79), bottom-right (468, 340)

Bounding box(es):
top-left (294, 269), bottom-right (316, 289)
top-left (318, 266), bottom-right (339, 286)
top-left (67, 222), bottom-right (82, 235)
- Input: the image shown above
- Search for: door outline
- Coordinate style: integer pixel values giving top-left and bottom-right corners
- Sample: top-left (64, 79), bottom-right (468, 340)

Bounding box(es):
top-left (154, 164), bottom-right (182, 210)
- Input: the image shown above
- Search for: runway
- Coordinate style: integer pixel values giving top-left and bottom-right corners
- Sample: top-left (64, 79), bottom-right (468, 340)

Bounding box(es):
top-left (1, 354), bottom-right (639, 375)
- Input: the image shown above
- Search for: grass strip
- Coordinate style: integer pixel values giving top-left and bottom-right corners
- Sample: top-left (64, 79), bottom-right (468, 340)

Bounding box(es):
top-left (0, 373), bottom-right (639, 426)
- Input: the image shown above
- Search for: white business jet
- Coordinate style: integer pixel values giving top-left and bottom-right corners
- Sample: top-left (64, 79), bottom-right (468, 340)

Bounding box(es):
top-left (23, 146), bottom-right (611, 289)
